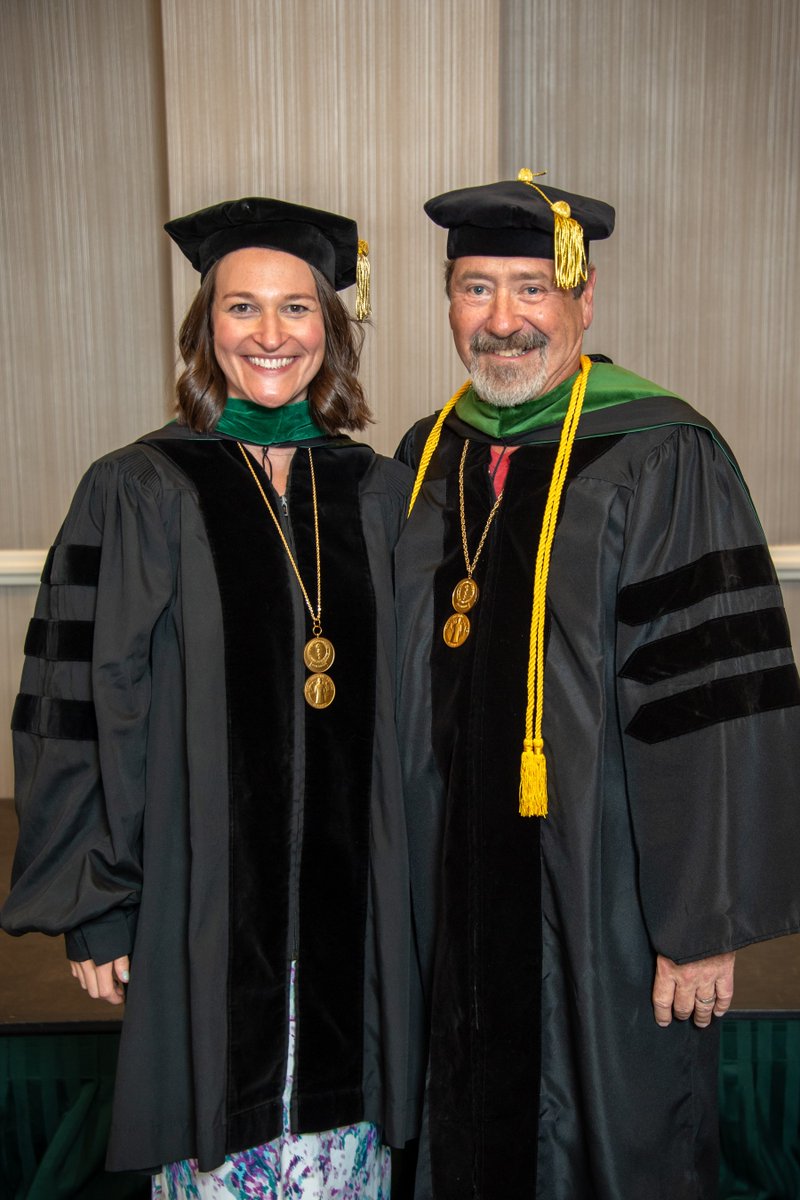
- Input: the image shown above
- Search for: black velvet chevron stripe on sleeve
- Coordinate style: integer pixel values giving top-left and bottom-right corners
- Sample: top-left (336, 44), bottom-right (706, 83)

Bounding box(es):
top-left (13, 545), bottom-right (102, 739)
top-left (24, 618), bottom-right (95, 662)
top-left (41, 544), bottom-right (102, 587)
top-left (624, 664), bottom-right (800, 744)
top-left (617, 545), bottom-right (777, 626)
top-left (619, 608), bottom-right (792, 684)
top-left (11, 693), bottom-right (98, 741)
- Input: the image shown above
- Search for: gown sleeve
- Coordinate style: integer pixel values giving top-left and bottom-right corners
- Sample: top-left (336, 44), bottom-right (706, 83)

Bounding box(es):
top-left (616, 424), bottom-right (800, 963)
top-left (1, 448), bottom-right (173, 965)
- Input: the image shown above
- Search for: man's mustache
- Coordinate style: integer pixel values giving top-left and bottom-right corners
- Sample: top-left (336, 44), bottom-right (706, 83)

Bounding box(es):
top-left (470, 330), bottom-right (549, 355)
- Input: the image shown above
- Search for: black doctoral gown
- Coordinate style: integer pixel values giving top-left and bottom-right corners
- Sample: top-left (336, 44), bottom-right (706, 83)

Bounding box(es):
top-left (394, 380), bottom-right (800, 1200)
top-left (2, 424), bottom-right (424, 1172)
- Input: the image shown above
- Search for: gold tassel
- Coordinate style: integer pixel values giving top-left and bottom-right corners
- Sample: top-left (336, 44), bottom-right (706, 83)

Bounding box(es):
top-left (517, 169), bottom-right (587, 292)
top-left (519, 737), bottom-right (548, 817)
top-left (550, 201), bottom-right (587, 291)
top-left (355, 239), bottom-right (371, 321)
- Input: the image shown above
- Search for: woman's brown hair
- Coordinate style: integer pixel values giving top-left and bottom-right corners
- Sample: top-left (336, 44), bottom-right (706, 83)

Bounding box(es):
top-left (175, 259), bottom-right (371, 434)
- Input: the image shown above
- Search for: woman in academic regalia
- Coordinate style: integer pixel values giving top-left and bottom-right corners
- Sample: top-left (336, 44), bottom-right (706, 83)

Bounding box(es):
top-left (1, 198), bottom-right (421, 1198)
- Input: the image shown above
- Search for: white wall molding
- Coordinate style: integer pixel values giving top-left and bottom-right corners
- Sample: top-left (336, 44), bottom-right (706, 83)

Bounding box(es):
top-left (0, 550), bottom-right (48, 586)
top-left (3, 546), bottom-right (800, 588)
top-left (769, 546), bottom-right (800, 582)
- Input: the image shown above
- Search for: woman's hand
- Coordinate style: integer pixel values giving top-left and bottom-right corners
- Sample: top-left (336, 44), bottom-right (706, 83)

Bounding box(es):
top-left (69, 955), bottom-right (130, 1006)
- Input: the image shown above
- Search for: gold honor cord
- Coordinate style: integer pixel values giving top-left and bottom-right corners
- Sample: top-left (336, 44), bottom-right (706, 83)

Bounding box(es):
top-left (519, 355), bottom-right (592, 817)
top-left (406, 380), bottom-right (472, 517)
top-left (443, 439), bottom-right (504, 648)
top-left (237, 442), bottom-right (336, 709)
top-left (405, 356), bottom-right (592, 817)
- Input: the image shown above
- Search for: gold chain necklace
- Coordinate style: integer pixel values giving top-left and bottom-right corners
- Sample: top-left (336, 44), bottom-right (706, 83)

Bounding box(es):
top-left (238, 442), bottom-right (336, 708)
top-left (443, 439), bottom-right (504, 648)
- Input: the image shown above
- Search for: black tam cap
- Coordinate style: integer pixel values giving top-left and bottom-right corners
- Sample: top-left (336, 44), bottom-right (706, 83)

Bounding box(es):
top-left (164, 196), bottom-right (361, 290)
top-left (425, 170), bottom-right (615, 288)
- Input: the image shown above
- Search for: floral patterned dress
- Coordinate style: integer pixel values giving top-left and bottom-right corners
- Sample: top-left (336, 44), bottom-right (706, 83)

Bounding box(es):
top-left (152, 964), bottom-right (391, 1199)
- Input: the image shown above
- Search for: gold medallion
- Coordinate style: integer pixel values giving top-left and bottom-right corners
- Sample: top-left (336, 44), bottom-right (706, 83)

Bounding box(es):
top-left (304, 636), bottom-right (335, 672)
top-left (452, 577), bottom-right (479, 612)
top-left (304, 672), bottom-right (336, 709)
top-left (238, 444), bottom-right (339, 713)
top-left (441, 441), bottom-right (505, 649)
top-left (443, 612), bottom-right (471, 648)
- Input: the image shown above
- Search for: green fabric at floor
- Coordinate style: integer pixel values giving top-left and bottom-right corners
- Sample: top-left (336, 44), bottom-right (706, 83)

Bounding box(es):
top-left (2, 1019), bottom-right (799, 1199)
top-left (719, 1018), bottom-right (800, 1200)
top-left (0, 1031), bottom-right (147, 1200)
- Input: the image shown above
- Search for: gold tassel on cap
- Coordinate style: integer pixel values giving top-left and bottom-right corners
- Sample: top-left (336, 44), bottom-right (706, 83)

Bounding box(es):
top-left (519, 355), bottom-right (592, 817)
top-left (355, 239), bottom-right (371, 321)
top-left (517, 168), bottom-right (587, 291)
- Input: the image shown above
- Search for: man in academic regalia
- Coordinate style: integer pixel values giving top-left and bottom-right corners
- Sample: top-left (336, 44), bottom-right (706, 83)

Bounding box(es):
top-left (394, 171), bottom-right (800, 1199)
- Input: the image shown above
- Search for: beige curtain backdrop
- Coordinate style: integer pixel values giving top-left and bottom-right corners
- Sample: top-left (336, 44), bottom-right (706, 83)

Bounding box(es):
top-left (502, 0), bottom-right (800, 544)
top-left (1, 0), bottom-right (798, 796)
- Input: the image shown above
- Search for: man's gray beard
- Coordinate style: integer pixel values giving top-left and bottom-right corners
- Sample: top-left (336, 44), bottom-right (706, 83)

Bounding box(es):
top-left (468, 331), bottom-right (550, 408)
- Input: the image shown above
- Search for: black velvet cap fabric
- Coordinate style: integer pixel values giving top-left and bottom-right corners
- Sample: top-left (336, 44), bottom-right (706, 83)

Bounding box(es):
top-left (424, 177), bottom-right (616, 260)
top-left (165, 196), bottom-right (360, 287)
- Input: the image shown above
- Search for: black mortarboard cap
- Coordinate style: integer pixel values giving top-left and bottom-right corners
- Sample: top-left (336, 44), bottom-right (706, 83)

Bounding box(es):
top-left (425, 171), bottom-right (615, 287)
top-left (164, 196), bottom-right (361, 290)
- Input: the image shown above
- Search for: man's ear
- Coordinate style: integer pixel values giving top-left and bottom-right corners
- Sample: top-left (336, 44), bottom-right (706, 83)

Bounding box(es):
top-left (581, 266), bottom-right (597, 331)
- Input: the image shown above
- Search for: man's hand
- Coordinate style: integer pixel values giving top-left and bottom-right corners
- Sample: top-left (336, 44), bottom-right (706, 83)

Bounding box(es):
top-left (652, 951), bottom-right (735, 1028)
top-left (69, 955), bottom-right (130, 1006)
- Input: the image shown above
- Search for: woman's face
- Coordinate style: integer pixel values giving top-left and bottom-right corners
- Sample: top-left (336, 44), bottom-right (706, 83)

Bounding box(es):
top-left (212, 247), bottom-right (326, 408)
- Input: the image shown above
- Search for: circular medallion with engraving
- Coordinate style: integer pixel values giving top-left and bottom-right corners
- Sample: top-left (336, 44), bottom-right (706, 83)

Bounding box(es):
top-left (303, 636), bottom-right (335, 672)
top-left (304, 672), bottom-right (336, 709)
top-left (452, 577), bottom-right (479, 612)
top-left (443, 612), bottom-right (471, 648)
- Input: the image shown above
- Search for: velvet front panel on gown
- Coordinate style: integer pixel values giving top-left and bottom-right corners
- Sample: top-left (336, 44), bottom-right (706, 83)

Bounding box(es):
top-left (153, 440), bottom-right (377, 1149)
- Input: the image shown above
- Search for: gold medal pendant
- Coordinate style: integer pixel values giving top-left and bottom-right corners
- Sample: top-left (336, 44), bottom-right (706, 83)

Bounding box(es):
top-left (304, 636), bottom-right (335, 672)
top-left (443, 578), bottom-right (477, 646)
top-left (303, 638), bottom-right (336, 705)
top-left (304, 672), bottom-right (336, 709)
top-left (443, 612), bottom-right (471, 648)
top-left (452, 578), bottom-right (479, 612)
top-left (443, 441), bottom-right (505, 649)
top-left (238, 443), bottom-right (338, 709)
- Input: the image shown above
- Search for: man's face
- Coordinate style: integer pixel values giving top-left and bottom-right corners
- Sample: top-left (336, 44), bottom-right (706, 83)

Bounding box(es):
top-left (448, 256), bottom-right (596, 406)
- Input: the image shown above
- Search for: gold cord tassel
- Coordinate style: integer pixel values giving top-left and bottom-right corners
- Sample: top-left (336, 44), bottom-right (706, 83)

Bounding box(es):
top-left (519, 737), bottom-right (548, 817)
top-left (519, 355), bottom-right (592, 818)
top-left (355, 239), bottom-right (371, 321)
top-left (517, 169), bottom-right (587, 291)
top-left (550, 201), bottom-right (587, 291)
